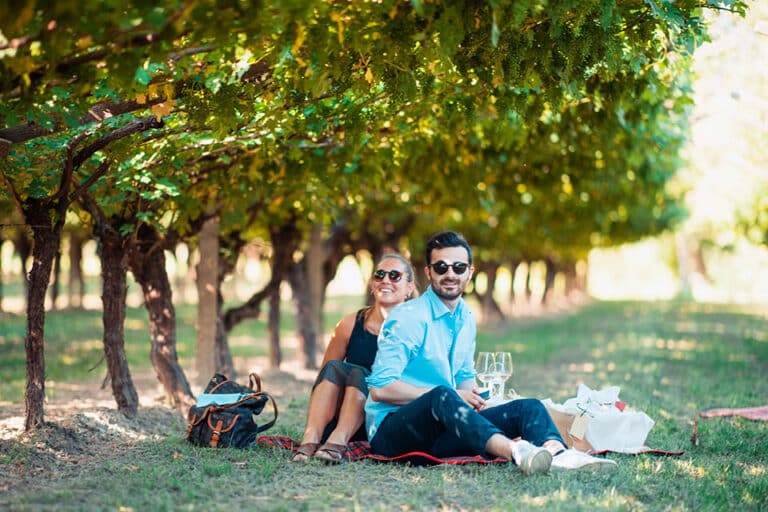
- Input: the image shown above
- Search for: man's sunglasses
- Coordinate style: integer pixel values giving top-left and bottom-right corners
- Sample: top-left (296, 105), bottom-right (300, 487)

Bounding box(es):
top-left (429, 261), bottom-right (469, 275)
top-left (372, 269), bottom-right (404, 282)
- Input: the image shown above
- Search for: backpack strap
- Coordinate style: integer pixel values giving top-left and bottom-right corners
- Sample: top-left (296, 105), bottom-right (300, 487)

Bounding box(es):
top-left (248, 372), bottom-right (262, 392)
top-left (254, 392), bottom-right (279, 433)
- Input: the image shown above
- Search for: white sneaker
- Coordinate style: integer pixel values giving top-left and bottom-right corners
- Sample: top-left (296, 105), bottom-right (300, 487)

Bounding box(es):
top-left (551, 448), bottom-right (617, 471)
top-left (511, 440), bottom-right (552, 476)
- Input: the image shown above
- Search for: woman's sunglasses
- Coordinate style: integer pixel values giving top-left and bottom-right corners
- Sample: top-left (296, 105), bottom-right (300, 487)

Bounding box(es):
top-left (372, 269), bottom-right (404, 282)
top-left (428, 261), bottom-right (469, 275)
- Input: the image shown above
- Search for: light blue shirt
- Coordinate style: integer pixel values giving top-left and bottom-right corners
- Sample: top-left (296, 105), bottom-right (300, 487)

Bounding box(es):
top-left (365, 286), bottom-right (477, 440)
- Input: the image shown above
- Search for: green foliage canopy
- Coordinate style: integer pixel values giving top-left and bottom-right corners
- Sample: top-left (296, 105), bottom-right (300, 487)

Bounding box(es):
top-left (0, 0), bottom-right (748, 259)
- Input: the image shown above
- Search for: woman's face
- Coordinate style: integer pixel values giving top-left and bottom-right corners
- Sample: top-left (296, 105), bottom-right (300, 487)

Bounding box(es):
top-left (371, 258), bottom-right (414, 307)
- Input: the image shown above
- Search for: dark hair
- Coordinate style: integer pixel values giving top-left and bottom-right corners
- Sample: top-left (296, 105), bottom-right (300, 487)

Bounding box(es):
top-left (425, 231), bottom-right (472, 265)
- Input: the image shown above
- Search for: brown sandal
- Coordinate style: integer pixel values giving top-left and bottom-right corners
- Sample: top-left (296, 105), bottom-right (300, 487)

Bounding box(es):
top-left (313, 442), bottom-right (348, 464)
top-left (290, 442), bottom-right (320, 462)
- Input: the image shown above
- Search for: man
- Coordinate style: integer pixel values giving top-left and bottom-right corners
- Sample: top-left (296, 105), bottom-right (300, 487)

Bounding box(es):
top-left (365, 231), bottom-right (616, 474)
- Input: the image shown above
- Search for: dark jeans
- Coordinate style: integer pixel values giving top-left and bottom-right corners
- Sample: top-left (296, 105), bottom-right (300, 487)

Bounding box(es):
top-left (370, 386), bottom-right (564, 458)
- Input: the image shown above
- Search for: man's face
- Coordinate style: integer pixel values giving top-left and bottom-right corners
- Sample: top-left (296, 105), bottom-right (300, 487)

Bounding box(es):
top-left (425, 246), bottom-right (474, 302)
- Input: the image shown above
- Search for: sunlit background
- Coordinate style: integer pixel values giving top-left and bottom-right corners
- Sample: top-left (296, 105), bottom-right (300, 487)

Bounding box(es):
top-left (591, 3), bottom-right (768, 304)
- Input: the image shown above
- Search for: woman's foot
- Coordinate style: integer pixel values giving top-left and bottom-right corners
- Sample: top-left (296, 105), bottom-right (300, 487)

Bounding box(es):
top-left (290, 442), bottom-right (320, 462)
top-left (313, 442), bottom-right (348, 464)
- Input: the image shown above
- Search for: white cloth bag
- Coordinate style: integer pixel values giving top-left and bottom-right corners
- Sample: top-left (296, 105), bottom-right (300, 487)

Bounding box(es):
top-left (542, 384), bottom-right (655, 453)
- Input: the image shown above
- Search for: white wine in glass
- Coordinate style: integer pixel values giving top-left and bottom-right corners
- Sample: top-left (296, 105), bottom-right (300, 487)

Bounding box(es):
top-left (474, 352), bottom-right (494, 395)
top-left (494, 352), bottom-right (516, 399)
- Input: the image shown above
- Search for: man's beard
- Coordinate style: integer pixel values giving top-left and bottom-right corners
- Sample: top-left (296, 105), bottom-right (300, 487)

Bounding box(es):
top-left (432, 278), bottom-right (465, 301)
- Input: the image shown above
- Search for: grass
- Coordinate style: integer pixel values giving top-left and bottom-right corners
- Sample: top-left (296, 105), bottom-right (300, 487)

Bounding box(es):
top-left (1, 299), bottom-right (767, 511)
top-left (0, 297), bottom-right (350, 402)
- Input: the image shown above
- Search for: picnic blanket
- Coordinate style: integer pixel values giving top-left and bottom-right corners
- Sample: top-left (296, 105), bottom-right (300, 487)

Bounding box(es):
top-left (256, 436), bottom-right (682, 465)
top-left (256, 436), bottom-right (505, 465)
top-left (691, 404), bottom-right (768, 445)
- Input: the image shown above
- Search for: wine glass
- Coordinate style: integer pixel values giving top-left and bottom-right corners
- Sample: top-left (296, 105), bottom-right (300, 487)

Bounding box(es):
top-left (474, 352), bottom-right (494, 396)
top-left (494, 352), bottom-right (516, 399)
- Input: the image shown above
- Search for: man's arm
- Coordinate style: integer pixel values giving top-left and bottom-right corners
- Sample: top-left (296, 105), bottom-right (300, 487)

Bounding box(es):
top-left (369, 380), bottom-right (432, 405)
top-left (367, 308), bottom-right (423, 401)
top-left (371, 378), bottom-right (486, 411)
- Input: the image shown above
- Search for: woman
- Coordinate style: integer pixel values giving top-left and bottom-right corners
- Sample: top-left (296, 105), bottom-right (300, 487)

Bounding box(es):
top-left (291, 253), bottom-right (415, 463)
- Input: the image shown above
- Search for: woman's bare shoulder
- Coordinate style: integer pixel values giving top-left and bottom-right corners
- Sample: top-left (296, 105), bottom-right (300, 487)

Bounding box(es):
top-left (333, 309), bottom-right (360, 338)
top-left (321, 309), bottom-right (361, 363)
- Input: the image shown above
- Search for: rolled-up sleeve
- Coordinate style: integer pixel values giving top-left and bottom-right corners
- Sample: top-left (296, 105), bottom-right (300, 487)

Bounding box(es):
top-left (367, 312), bottom-right (423, 389)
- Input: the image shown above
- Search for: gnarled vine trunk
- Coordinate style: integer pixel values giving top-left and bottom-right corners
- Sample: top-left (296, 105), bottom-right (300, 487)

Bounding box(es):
top-left (222, 220), bottom-right (300, 367)
top-left (541, 257), bottom-right (557, 305)
top-left (68, 230), bottom-right (86, 308)
top-left (49, 247), bottom-right (62, 310)
top-left (477, 262), bottom-right (504, 324)
top-left (268, 284), bottom-right (282, 368)
top-left (290, 221), bottom-right (355, 368)
top-left (98, 226), bottom-right (139, 417)
top-left (508, 259), bottom-right (521, 307)
top-left (14, 230), bottom-right (32, 304)
top-left (128, 224), bottom-right (193, 409)
top-left (23, 200), bottom-right (66, 430)
top-left (288, 261), bottom-right (317, 370)
top-left (0, 238), bottom-right (4, 313)
top-left (213, 317), bottom-right (235, 377)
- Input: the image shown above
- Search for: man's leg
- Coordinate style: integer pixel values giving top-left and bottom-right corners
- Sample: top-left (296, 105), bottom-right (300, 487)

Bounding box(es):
top-left (482, 399), bottom-right (617, 471)
top-left (371, 386), bottom-right (503, 457)
top-left (479, 398), bottom-right (564, 447)
top-left (377, 389), bottom-right (552, 475)
top-left (431, 398), bottom-right (560, 459)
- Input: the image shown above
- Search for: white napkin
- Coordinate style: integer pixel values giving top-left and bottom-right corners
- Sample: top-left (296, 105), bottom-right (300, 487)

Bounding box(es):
top-left (561, 384), bottom-right (621, 416)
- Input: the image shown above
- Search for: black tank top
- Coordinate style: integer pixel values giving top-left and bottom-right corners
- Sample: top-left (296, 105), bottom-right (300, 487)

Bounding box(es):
top-left (344, 308), bottom-right (379, 371)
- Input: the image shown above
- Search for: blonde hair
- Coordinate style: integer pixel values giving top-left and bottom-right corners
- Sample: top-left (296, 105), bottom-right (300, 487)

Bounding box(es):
top-left (378, 253), bottom-right (415, 283)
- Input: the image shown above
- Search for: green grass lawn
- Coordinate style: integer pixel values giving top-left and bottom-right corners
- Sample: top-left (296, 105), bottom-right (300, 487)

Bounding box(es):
top-left (0, 298), bottom-right (351, 402)
top-left (1, 299), bottom-right (767, 511)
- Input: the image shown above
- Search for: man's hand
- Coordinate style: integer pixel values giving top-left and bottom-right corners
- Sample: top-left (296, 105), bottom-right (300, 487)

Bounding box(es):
top-left (457, 388), bottom-right (486, 411)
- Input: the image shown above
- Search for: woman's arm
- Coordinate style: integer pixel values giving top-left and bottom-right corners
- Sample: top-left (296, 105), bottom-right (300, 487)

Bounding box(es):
top-left (319, 311), bottom-right (357, 366)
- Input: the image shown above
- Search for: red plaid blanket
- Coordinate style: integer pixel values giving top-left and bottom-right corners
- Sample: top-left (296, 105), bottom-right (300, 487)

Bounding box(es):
top-left (591, 447), bottom-right (684, 456)
top-left (256, 435), bottom-right (505, 465)
top-left (692, 404), bottom-right (768, 445)
top-left (256, 436), bottom-right (682, 464)
top-left (697, 404), bottom-right (768, 421)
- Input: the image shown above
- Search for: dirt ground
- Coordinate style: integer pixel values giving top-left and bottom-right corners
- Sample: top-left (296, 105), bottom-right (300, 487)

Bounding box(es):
top-left (0, 356), bottom-right (315, 494)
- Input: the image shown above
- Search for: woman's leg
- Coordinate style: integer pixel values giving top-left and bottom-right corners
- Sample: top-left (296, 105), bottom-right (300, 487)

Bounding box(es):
top-left (322, 386), bottom-right (366, 446)
top-left (322, 365), bottom-right (369, 445)
top-left (292, 378), bottom-right (343, 461)
top-left (299, 379), bottom-right (343, 446)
